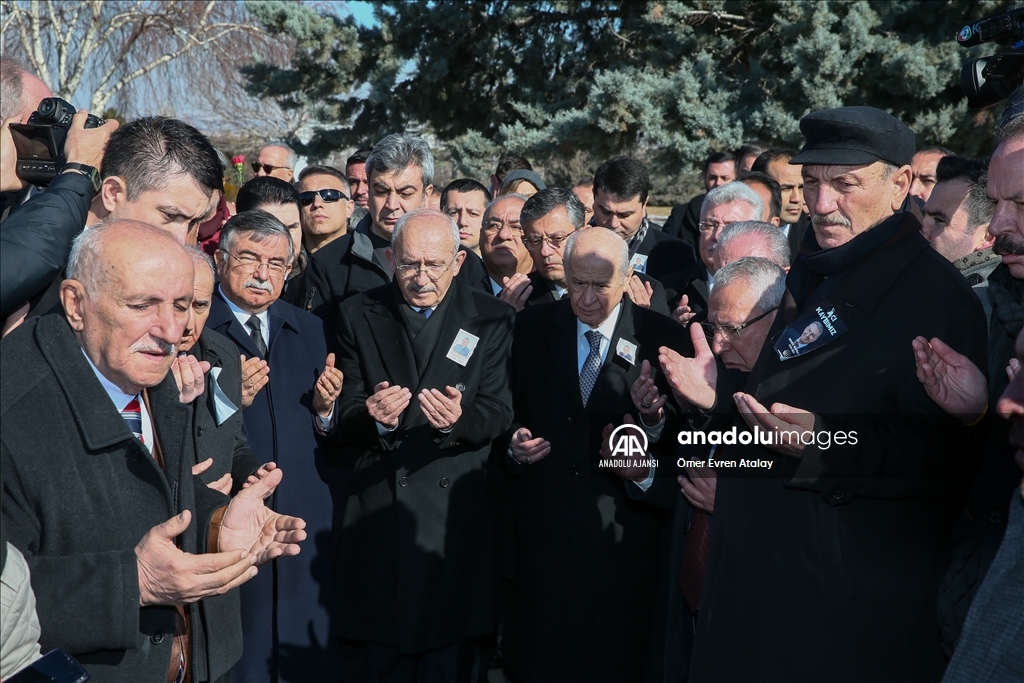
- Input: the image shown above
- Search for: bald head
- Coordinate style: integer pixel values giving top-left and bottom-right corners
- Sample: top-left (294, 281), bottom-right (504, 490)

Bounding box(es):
top-left (63, 220), bottom-right (194, 394)
top-left (563, 227), bottom-right (633, 327)
top-left (388, 209), bottom-right (465, 308)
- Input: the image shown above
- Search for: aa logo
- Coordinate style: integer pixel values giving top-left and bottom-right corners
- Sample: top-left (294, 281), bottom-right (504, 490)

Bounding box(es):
top-left (609, 423), bottom-right (648, 459)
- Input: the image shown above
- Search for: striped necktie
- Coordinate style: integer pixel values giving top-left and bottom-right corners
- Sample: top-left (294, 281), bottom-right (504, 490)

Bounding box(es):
top-left (122, 396), bottom-right (144, 444)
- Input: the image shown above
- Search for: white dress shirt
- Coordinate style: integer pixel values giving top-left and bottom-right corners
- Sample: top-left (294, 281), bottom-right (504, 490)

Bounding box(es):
top-left (576, 304), bottom-right (622, 374)
top-left (219, 285), bottom-right (270, 350)
top-left (83, 350), bottom-right (154, 450)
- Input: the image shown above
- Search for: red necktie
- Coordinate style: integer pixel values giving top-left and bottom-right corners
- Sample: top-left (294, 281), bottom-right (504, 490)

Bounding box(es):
top-left (121, 396), bottom-right (144, 444)
top-left (679, 509), bottom-right (710, 614)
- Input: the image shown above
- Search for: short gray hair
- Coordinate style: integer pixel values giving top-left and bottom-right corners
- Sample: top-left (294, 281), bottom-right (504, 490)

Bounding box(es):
top-left (0, 56), bottom-right (32, 121)
top-left (67, 222), bottom-right (115, 293)
top-left (484, 193), bottom-right (529, 221)
top-left (716, 221), bottom-right (791, 268)
top-left (521, 187), bottom-right (586, 229)
top-left (367, 133), bottom-right (434, 190)
top-left (562, 229), bottom-right (630, 284)
top-left (994, 112), bottom-right (1024, 148)
top-left (219, 209), bottom-right (295, 263)
top-left (701, 181), bottom-right (764, 221)
top-left (262, 141), bottom-right (297, 169)
top-left (712, 256), bottom-right (787, 315)
top-left (185, 246), bottom-right (216, 283)
top-left (392, 209), bottom-right (460, 258)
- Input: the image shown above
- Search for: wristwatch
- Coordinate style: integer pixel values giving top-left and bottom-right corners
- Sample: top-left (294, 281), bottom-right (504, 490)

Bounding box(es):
top-left (59, 162), bottom-right (101, 194)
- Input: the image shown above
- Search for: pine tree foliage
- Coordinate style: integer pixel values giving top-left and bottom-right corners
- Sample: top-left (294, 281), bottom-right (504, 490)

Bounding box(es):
top-left (243, 0), bottom-right (1008, 179)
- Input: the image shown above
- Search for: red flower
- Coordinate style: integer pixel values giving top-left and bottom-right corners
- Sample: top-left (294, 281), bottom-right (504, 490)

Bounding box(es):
top-left (232, 154), bottom-right (245, 165)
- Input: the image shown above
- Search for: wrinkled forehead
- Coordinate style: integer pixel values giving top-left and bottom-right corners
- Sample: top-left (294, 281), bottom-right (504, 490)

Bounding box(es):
top-left (485, 198), bottom-right (524, 222)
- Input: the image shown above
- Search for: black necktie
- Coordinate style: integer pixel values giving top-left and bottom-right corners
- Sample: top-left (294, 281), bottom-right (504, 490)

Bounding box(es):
top-left (246, 315), bottom-right (267, 356)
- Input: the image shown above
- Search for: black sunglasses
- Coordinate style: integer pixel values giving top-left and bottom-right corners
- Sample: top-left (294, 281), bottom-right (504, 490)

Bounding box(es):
top-left (299, 188), bottom-right (350, 206)
top-left (251, 162), bottom-right (290, 174)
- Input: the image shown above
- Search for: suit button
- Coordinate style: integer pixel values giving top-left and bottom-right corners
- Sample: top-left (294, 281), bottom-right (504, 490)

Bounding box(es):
top-left (399, 477), bottom-right (408, 488)
top-left (150, 631), bottom-right (164, 644)
top-left (439, 478), bottom-right (449, 488)
top-left (568, 416), bottom-right (575, 424)
top-left (572, 466), bottom-right (580, 475)
top-left (196, 426), bottom-right (204, 437)
top-left (832, 491), bottom-right (844, 500)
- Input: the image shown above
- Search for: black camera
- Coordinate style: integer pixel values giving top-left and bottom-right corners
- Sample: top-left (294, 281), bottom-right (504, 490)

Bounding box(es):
top-left (958, 7), bottom-right (1024, 108)
top-left (9, 97), bottom-right (104, 187)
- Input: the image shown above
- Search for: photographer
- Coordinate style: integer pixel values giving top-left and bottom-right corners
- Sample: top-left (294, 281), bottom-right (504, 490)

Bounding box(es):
top-left (0, 57), bottom-right (117, 322)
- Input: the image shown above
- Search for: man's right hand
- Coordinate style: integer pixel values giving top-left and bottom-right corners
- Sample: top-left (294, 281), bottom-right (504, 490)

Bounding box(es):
top-left (510, 427), bottom-right (551, 465)
top-left (367, 381), bottom-right (412, 428)
top-left (499, 273), bottom-right (533, 312)
top-left (679, 468), bottom-right (717, 513)
top-left (659, 323), bottom-right (717, 411)
top-left (240, 355), bottom-right (270, 409)
top-left (136, 510), bottom-right (256, 606)
top-left (62, 109), bottom-right (118, 170)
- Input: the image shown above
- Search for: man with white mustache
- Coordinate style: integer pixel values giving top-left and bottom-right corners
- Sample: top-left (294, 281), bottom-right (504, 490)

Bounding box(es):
top-left (206, 209), bottom-right (347, 682)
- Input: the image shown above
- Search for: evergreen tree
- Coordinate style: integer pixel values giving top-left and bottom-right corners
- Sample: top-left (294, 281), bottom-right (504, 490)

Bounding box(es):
top-left (243, 0), bottom-right (1008, 182)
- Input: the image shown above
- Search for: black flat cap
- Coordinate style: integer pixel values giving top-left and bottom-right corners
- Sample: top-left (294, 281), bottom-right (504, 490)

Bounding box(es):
top-left (790, 106), bottom-right (915, 167)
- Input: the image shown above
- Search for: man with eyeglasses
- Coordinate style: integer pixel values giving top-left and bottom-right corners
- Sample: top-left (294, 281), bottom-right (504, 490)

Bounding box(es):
top-left (326, 209), bottom-right (514, 681)
top-left (663, 182), bottom-right (764, 326)
top-left (296, 164), bottom-right (354, 254)
top-left (478, 193), bottom-right (533, 300)
top-left (206, 209), bottom-right (347, 682)
top-left (301, 133), bottom-right (488, 332)
top-left (612, 256), bottom-right (786, 682)
top-left (252, 141), bottom-right (296, 182)
top-left (503, 227), bottom-right (690, 682)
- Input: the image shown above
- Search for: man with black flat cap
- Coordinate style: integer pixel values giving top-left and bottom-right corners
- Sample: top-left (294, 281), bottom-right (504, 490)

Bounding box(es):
top-left (687, 106), bottom-right (988, 682)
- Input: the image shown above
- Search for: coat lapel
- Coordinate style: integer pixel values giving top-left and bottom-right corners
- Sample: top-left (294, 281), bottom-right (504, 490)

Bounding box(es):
top-left (552, 300), bottom-right (586, 411)
top-left (209, 292), bottom-right (262, 359)
top-left (591, 299), bottom-right (638, 407)
top-left (416, 281), bottom-right (479, 394)
top-left (367, 286), bottom-right (419, 392)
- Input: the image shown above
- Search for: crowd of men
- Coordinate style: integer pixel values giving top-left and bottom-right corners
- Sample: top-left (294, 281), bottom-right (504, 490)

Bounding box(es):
top-left (1, 54), bottom-right (1022, 683)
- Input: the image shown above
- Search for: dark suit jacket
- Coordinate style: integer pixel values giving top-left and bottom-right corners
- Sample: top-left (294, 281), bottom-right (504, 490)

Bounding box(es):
top-left (299, 214), bottom-right (489, 341)
top-left (632, 225), bottom-right (696, 282)
top-left (786, 213), bottom-right (809, 265)
top-left (186, 329), bottom-right (260, 682)
top-left (689, 214), bottom-right (989, 683)
top-left (502, 298), bottom-right (692, 683)
top-left (661, 194), bottom-right (704, 250)
top-left (206, 294), bottom-right (343, 683)
top-left (524, 271), bottom-right (671, 316)
top-left (329, 279), bottom-right (514, 654)
top-left (1, 312), bottom-right (231, 683)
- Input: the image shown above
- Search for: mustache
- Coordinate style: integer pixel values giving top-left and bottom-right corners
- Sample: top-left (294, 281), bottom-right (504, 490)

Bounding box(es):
top-left (812, 212), bottom-right (853, 228)
top-left (243, 278), bottom-right (275, 294)
top-left (994, 233), bottom-right (1024, 256)
top-left (408, 282), bottom-right (438, 294)
top-left (131, 340), bottom-right (175, 355)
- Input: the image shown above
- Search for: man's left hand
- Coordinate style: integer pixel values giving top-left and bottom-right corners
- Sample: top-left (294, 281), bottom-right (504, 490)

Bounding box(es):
top-left (312, 353), bottom-right (344, 417)
top-left (734, 392), bottom-right (815, 457)
top-left (419, 386), bottom-right (463, 431)
top-left (218, 466), bottom-right (306, 566)
top-left (912, 336), bottom-right (987, 423)
top-left (172, 354), bottom-right (212, 404)
top-left (192, 458), bottom-right (233, 496)
top-left (627, 275), bottom-right (654, 309)
top-left (499, 273), bottom-right (533, 312)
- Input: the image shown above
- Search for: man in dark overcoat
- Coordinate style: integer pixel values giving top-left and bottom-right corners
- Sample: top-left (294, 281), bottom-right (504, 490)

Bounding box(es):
top-left (205, 211), bottom-right (344, 683)
top-left (687, 107), bottom-right (989, 682)
top-left (0, 220), bottom-right (304, 683)
top-left (328, 209), bottom-right (514, 680)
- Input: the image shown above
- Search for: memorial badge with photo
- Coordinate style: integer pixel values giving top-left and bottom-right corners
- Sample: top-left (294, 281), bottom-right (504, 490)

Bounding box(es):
top-left (773, 300), bottom-right (848, 361)
top-left (629, 253), bottom-right (649, 274)
top-left (615, 338), bottom-right (638, 365)
top-left (446, 329), bottom-right (480, 367)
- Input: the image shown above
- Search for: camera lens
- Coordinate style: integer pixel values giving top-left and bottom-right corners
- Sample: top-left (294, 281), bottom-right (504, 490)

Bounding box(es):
top-left (37, 98), bottom-right (56, 117)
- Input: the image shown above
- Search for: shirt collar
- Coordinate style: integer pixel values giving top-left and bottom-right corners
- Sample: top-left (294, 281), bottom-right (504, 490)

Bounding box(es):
top-left (81, 349), bottom-right (137, 412)
top-left (219, 285), bottom-right (270, 328)
top-left (576, 301), bottom-right (623, 341)
top-left (489, 277), bottom-right (503, 296)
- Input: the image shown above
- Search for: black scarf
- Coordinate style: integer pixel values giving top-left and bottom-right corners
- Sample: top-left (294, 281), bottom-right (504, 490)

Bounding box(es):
top-left (988, 263), bottom-right (1024, 337)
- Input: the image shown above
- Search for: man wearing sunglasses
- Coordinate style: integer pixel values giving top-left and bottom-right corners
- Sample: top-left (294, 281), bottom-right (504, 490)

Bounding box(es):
top-left (301, 133), bottom-right (488, 331)
top-left (296, 164), bottom-right (353, 254)
top-left (252, 142), bottom-right (295, 182)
